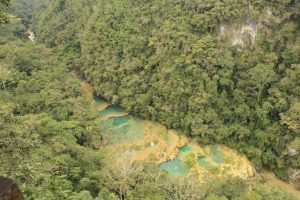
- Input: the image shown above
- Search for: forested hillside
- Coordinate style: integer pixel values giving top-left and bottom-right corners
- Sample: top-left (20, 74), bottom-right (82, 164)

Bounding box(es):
top-left (0, 18), bottom-right (105, 199)
top-left (0, 0), bottom-right (10, 24)
top-left (2, 17), bottom-right (296, 200)
top-left (1, 0), bottom-right (300, 199)
top-left (35, 0), bottom-right (300, 182)
top-left (10, 0), bottom-right (49, 27)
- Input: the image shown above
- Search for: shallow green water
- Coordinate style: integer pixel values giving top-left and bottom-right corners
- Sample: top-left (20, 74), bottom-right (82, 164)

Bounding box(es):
top-left (90, 92), bottom-right (300, 196)
top-left (176, 145), bottom-right (192, 160)
top-left (159, 144), bottom-right (224, 175)
top-left (101, 121), bottom-right (145, 144)
top-left (101, 117), bottom-right (115, 127)
top-left (211, 145), bottom-right (223, 164)
top-left (102, 123), bottom-right (141, 144)
top-left (112, 124), bottom-right (130, 135)
top-left (197, 158), bottom-right (211, 168)
top-left (97, 104), bottom-right (125, 118)
top-left (101, 116), bottom-right (131, 127)
top-left (94, 95), bottom-right (223, 176)
top-left (94, 96), bottom-right (106, 106)
top-left (179, 145), bottom-right (192, 152)
top-left (96, 96), bottom-right (145, 144)
top-left (113, 116), bottom-right (130, 126)
top-left (160, 160), bottom-right (190, 176)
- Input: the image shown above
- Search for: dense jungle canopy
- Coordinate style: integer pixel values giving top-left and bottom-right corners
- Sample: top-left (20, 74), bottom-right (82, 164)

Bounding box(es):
top-left (0, 0), bottom-right (299, 199)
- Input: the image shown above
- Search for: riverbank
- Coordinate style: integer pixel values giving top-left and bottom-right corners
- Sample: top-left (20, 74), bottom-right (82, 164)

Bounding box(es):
top-left (81, 81), bottom-right (254, 177)
top-left (81, 80), bottom-right (300, 199)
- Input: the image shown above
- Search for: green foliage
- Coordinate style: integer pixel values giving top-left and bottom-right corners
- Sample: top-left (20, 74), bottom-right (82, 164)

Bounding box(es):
top-left (184, 152), bottom-right (197, 167)
top-left (208, 177), bottom-right (248, 199)
top-left (0, 24), bottom-right (103, 198)
top-left (11, 0), bottom-right (49, 27)
top-left (1, 0), bottom-right (299, 199)
top-left (205, 194), bottom-right (228, 200)
top-left (34, 0), bottom-right (300, 180)
top-left (0, 0), bottom-right (10, 24)
top-left (0, 17), bottom-right (27, 43)
top-left (236, 184), bottom-right (296, 200)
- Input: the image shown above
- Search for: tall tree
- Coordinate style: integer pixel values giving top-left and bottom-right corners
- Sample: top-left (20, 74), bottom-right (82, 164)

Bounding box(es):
top-left (0, 0), bottom-right (10, 24)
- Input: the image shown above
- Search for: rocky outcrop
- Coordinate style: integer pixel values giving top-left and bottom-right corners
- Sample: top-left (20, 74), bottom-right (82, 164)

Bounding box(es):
top-left (288, 168), bottom-right (300, 189)
top-left (0, 177), bottom-right (24, 200)
top-left (220, 21), bottom-right (258, 48)
top-left (288, 147), bottom-right (299, 156)
top-left (27, 30), bottom-right (35, 42)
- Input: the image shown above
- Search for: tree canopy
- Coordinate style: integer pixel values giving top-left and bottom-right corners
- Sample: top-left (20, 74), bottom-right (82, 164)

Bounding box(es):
top-left (34, 0), bottom-right (300, 180)
top-left (0, 0), bottom-right (299, 199)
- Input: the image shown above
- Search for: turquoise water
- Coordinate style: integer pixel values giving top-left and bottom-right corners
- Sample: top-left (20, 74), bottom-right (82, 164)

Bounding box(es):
top-left (112, 124), bottom-right (130, 135)
top-left (197, 158), bottom-right (211, 168)
top-left (110, 119), bottom-right (145, 143)
top-left (101, 117), bottom-right (145, 144)
top-left (95, 97), bottom-right (145, 144)
top-left (179, 145), bottom-right (192, 152)
top-left (159, 144), bottom-right (224, 175)
top-left (176, 145), bottom-right (192, 160)
top-left (211, 145), bottom-right (223, 164)
top-left (101, 117), bottom-right (115, 127)
top-left (101, 116), bottom-right (130, 127)
top-left (97, 104), bottom-right (125, 118)
top-left (92, 95), bottom-right (224, 176)
top-left (113, 116), bottom-right (130, 126)
top-left (94, 96), bottom-right (106, 106)
top-left (160, 160), bottom-right (190, 176)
